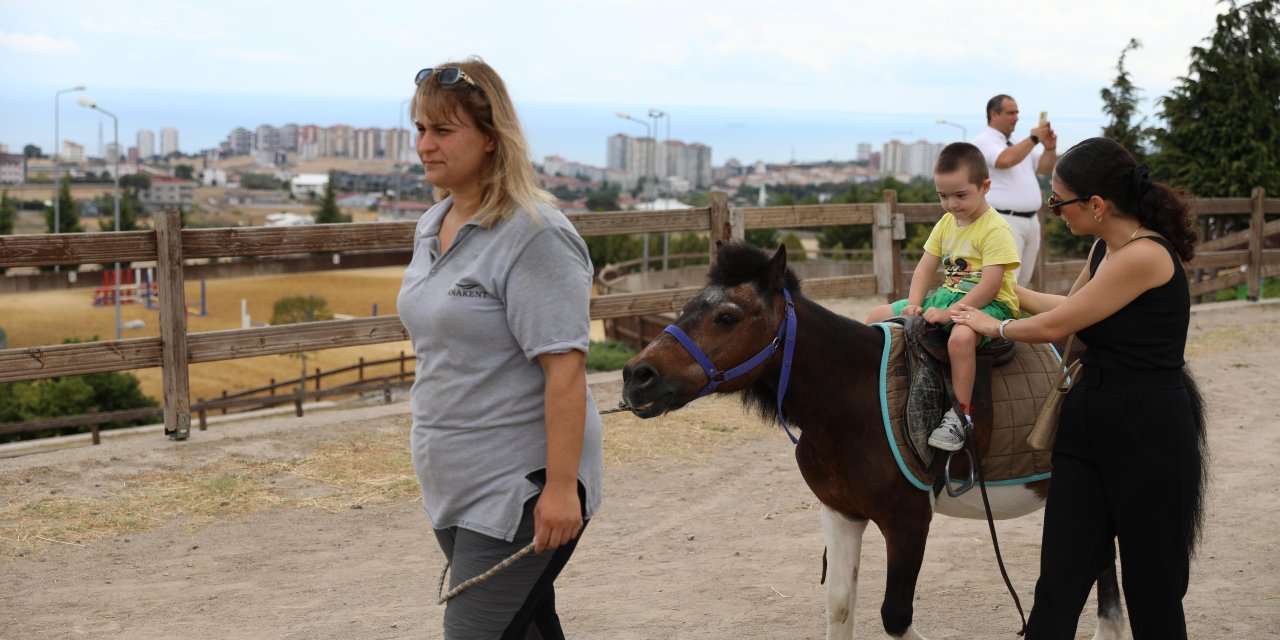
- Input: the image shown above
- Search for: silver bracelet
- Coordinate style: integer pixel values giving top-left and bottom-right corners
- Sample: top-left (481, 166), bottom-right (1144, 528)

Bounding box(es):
top-left (998, 318), bottom-right (1014, 340)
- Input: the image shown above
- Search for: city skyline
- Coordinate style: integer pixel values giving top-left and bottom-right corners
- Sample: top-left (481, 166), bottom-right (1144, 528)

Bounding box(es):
top-left (2, 1), bottom-right (1222, 164)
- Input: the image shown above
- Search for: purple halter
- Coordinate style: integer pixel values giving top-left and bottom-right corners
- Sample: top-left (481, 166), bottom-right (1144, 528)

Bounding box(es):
top-left (661, 288), bottom-right (799, 444)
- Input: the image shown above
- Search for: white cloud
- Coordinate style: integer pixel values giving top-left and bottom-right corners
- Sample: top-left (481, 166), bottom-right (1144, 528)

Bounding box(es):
top-left (0, 31), bottom-right (79, 54)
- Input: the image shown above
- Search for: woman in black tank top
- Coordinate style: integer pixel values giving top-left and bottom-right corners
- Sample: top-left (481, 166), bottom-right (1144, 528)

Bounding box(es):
top-left (949, 137), bottom-right (1207, 639)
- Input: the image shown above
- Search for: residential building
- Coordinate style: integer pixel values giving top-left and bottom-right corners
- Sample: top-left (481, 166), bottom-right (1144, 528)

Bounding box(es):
top-left (139, 176), bottom-right (195, 211)
top-left (62, 141), bottom-right (85, 164)
top-left (291, 173), bottom-right (329, 199)
top-left (255, 124), bottom-right (280, 153)
top-left (606, 134), bottom-right (713, 192)
top-left (128, 147), bottom-right (140, 163)
top-left (0, 153), bottom-right (26, 184)
top-left (198, 167), bottom-right (228, 187)
top-left (383, 128), bottom-right (412, 163)
top-left (542, 155), bottom-right (607, 182)
top-left (326, 125), bottom-right (353, 157)
top-left (856, 142), bottom-right (872, 163)
top-left (377, 200), bottom-right (432, 222)
top-left (882, 139), bottom-right (943, 179)
top-left (137, 130), bottom-right (156, 158)
top-left (279, 123), bottom-right (299, 152)
top-left (227, 128), bottom-right (253, 155)
top-left (353, 128), bottom-right (380, 159)
top-left (160, 128), bottom-right (180, 156)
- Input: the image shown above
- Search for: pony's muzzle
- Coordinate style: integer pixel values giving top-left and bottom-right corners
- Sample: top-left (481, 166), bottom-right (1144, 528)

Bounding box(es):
top-left (622, 361), bottom-right (658, 390)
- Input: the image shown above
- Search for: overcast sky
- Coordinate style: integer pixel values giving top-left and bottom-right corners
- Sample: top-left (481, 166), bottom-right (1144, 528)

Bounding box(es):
top-left (0, 0), bottom-right (1224, 164)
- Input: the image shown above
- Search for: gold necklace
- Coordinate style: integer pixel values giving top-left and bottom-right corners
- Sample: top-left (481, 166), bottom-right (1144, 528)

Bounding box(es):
top-left (1129, 226), bottom-right (1144, 241)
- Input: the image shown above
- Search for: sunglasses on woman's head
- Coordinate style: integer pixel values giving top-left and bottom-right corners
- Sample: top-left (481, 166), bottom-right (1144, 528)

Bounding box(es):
top-left (1047, 194), bottom-right (1094, 216)
top-left (414, 67), bottom-right (479, 90)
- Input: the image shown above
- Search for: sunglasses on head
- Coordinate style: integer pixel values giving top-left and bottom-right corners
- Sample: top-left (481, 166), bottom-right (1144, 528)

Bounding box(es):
top-left (1047, 194), bottom-right (1094, 216)
top-left (414, 67), bottom-right (480, 90)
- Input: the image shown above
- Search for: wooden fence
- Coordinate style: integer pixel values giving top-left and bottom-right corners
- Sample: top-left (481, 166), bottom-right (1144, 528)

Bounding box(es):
top-left (1, 188), bottom-right (1276, 440)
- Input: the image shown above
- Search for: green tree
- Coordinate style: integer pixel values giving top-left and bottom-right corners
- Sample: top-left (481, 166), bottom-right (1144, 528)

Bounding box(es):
top-left (0, 189), bottom-right (15, 236)
top-left (1100, 38), bottom-right (1150, 161)
top-left (45, 175), bottom-right (84, 234)
top-left (314, 172), bottom-right (347, 223)
top-left (271, 296), bottom-right (334, 393)
top-left (23, 144), bottom-right (42, 158)
top-left (174, 164), bottom-right (195, 180)
top-left (271, 295), bottom-right (335, 325)
top-left (0, 189), bottom-right (14, 274)
top-left (779, 231), bottom-right (808, 261)
top-left (1149, 0), bottom-right (1280, 197)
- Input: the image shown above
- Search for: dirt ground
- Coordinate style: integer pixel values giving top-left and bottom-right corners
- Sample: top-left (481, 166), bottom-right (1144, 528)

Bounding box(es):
top-left (2, 299), bottom-right (1278, 639)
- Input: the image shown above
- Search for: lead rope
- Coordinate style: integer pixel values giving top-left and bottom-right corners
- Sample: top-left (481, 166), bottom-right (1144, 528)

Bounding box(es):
top-left (435, 401), bottom-right (631, 605)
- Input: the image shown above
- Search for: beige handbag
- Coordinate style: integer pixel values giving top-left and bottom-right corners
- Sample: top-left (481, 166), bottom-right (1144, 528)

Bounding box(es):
top-left (1027, 336), bottom-right (1082, 451)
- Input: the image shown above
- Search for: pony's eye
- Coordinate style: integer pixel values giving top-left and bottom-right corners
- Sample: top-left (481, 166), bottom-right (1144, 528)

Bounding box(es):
top-left (714, 313), bottom-right (739, 326)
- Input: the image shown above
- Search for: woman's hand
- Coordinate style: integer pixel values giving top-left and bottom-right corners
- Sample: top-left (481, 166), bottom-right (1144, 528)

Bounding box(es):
top-left (948, 303), bottom-right (1000, 338)
top-left (533, 483), bottom-right (582, 553)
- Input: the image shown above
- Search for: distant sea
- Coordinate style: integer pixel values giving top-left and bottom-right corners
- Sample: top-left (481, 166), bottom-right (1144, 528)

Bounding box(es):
top-left (4, 90), bottom-right (1107, 168)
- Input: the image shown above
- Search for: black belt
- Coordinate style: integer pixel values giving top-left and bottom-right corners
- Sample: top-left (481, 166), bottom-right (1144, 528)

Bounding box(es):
top-left (996, 209), bottom-right (1037, 218)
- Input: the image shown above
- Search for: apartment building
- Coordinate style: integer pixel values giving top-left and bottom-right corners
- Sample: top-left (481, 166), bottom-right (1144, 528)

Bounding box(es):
top-left (882, 139), bottom-right (944, 179)
top-left (160, 128), bottom-right (180, 156)
top-left (61, 141), bottom-right (85, 164)
top-left (0, 153), bottom-right (26, 184)
top-left (139, 176), bottom-right (195, 211)
top-left (137, 130), bottom-right (156, 158)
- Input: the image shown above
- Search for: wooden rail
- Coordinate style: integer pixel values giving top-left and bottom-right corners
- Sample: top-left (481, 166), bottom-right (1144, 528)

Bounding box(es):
top-left (2, 188), bottom-right (1276, 440)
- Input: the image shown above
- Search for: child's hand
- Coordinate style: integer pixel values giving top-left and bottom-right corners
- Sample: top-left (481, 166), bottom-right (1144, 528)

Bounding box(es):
top-left (901, 304), bottom-right (922, 316)
top-left (923, 307), bottom-right (950, 325)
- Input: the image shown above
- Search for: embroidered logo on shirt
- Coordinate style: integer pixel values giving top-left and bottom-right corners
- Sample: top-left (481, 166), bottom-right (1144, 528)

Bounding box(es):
top-left (448, 282), bottom-right (489, 298)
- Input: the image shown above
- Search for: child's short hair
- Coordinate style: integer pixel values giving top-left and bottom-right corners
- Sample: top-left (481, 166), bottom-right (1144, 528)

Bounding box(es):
top-left (935, 142), bottom-right (989, 186)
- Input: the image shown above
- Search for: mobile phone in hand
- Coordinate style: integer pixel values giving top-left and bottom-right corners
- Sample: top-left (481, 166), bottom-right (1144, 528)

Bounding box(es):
top-left (1039, 111), bottom-right (1048, 126)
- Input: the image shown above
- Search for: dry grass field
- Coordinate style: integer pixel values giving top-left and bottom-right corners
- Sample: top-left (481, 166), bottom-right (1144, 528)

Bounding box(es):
top-left (0, 267), bottom-right (414, 403)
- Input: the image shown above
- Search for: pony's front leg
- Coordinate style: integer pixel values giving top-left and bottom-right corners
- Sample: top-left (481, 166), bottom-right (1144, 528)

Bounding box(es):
top-left (821, 504), bottom-right (868, 640)
top-left (879, 517), bottom-right (930, 640)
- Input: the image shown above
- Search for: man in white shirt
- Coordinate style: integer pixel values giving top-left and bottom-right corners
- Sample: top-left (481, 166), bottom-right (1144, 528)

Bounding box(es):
top-left (972, 94), bottom-right (1057, 285)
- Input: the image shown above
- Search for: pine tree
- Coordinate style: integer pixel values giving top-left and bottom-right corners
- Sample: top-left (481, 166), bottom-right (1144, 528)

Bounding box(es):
top-left (45, 174), bottom-right (84, 234)
top-left (0, 189), bottom-right (15, 275)
top-left (1150, 0), bottom-right (1280, 197)
top-left (1100, 39), bottom-right (1149, 162)
top-left (314, 171), bottom-right (346, 223)
top-left (0, 188), bottom-right (15, 236)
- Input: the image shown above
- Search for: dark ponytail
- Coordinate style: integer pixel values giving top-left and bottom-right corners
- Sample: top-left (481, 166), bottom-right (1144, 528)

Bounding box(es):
top-left (1056, 137), bottom-right (1198, 261)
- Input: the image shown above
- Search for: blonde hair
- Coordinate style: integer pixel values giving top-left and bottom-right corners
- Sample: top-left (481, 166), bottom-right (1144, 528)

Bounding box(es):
top-left (410, 56), bottom-right (552, 227)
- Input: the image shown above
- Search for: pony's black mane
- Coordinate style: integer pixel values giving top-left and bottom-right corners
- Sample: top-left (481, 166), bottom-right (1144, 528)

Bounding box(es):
top-left (707, 242), bottom-right (880, 427)
top-left (707, 242), bottom-right (801, 294)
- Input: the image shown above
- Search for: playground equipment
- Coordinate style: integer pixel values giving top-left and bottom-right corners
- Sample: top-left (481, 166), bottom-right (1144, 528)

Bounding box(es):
top-left (93, 268), bottom-right (208, 316)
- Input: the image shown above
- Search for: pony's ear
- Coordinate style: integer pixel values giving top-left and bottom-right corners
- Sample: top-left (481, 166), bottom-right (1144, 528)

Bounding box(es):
top-left (768, 245), bottom-right (788, 287)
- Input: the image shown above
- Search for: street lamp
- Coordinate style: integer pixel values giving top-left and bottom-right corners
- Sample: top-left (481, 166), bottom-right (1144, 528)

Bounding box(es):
top-left (395, 97), bottom-right (412, 218)
top-left (936, 119), bottom-right (968, 141)
top-left (647, 109), bottom-right (669, 270)
top-left (616, 111), bottom-right (653, 271)
top-left (78, 95), bottom-right (122, 341)
top-left (53, 85), bottom-right (86, 272)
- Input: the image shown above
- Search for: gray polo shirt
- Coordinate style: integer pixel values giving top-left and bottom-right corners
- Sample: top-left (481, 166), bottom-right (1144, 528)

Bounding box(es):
top-left (397, 197), bottom-right (604, 541)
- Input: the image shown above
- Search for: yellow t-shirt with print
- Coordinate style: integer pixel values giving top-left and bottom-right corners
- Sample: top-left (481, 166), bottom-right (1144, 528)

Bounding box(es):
top-left (922, 207), bottom-right (1021, 315)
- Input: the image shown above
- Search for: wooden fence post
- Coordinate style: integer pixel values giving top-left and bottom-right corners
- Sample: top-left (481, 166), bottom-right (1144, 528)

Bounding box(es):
top-left (1032, 207), bottom-right (1048, 291)
top-left (882, 190), bottom-right (905, 301)
top-left (1249, 186), bottom-right (1265, 301)
top-left (708, 191), bottom-right (743, 263)
top-left (157, 209), bottom-right (192, 440)
top-left (872, 201), bottom-right (896, 297)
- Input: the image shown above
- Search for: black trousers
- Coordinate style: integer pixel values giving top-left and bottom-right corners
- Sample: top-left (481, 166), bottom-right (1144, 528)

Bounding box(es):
top-left (1026, 368), bottom-right (1199, 640)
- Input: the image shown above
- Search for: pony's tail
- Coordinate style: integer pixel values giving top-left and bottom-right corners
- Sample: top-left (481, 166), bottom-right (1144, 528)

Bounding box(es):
top-left (1180, 366), bottom-right (1209, 557)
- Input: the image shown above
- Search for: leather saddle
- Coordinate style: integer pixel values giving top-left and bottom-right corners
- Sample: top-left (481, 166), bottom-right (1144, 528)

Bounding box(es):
top-left (890, 314), bottom-right (1016, 470)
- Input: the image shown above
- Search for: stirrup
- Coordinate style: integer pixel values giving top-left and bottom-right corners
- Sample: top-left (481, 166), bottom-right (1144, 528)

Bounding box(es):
top-left (944, 447), bottom-right (975, 497)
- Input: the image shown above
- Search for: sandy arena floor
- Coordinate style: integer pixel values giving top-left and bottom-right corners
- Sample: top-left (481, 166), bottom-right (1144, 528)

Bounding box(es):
top-left (1, 299), bottom-right (1278, 639)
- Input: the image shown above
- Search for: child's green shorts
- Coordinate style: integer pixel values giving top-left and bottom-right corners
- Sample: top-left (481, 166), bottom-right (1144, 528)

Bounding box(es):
top-left (890, 288), bottom-right (1015, 346)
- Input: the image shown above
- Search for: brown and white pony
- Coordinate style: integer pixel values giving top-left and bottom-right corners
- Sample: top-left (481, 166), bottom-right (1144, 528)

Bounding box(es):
top-left (621, 243), bottom-right (1123, 639)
